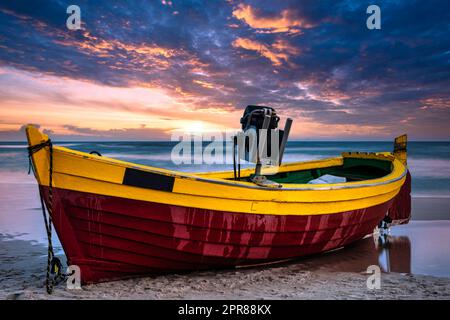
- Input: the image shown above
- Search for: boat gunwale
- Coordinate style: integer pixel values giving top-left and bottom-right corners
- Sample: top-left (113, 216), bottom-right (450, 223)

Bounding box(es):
top-left (52, 145), bottom-right (407, 192)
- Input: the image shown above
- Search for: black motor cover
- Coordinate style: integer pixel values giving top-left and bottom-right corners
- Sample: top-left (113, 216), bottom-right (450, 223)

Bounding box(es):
top-left (240, 105), bottom-right (280, 131)
top-left (239, 105), bottom-right (283, 160)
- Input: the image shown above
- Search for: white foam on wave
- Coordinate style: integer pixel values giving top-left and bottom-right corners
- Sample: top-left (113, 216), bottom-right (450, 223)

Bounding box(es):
top-left (412, 194), bottom-right (450, 199)
top-left (408, 158), bottom-right (450, 178)
top-left (280, 154), bottom-right (324, 162)
top-left (58, 143), bottom-right (80, 147)
top-left (102, 153), bottom-right (172, 162)
top-left (285, 146), bottom-right (345, 152)
top-left (0, 145), bottom-right (27, 149)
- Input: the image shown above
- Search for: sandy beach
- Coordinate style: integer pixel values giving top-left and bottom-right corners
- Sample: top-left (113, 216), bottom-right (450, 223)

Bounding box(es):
top-left (2, 230), bottom-right (450, 300)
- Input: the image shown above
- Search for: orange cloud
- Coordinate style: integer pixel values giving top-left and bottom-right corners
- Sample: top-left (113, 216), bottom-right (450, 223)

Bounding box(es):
top-left (272, 39), bottom-right (300, 55)
top-left (193, 79), bottom-right (215, 89)
top-left (420, 97), bottom-right (450, 110)
top-left (232, 37), bottom-right (299, 66)
top-left (291, 80), bottom-right (350, 106)
top-left (54, 31), bottom-right (185, 70)
top-left (232, 4), bottom-right (311, 34)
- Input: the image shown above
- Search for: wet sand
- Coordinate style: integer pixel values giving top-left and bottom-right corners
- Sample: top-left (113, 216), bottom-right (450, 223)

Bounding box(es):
top-left (1, 229), bottom-right (450, 300)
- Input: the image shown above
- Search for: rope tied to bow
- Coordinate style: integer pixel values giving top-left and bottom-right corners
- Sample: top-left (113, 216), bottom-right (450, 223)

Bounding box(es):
top-left (28, 139), bottom-right (67, 294)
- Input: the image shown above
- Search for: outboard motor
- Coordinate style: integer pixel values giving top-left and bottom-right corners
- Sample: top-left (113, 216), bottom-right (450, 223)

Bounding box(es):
top-left (234, 105), bottom-right (292, 186)
top-left (240, 105), bottom-right (280, 132)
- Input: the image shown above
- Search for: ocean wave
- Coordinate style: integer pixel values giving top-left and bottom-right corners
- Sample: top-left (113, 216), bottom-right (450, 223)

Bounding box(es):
top-left (0, 144), bottom-right (27, 149)
top-left (412, 194), bottom-right (450, 199)
top-left (408, 158), bottom-right (450, 178)
top-left (0, 152), bottom-right (21, 157)
top-left (280, 154), bottom-right (325, 162)
top-left (285, 147), bottom-right (346, 152)
top-left (101, 153), bottom-right (174, 162)
top-left (58, 143), bottom-right (81, 147)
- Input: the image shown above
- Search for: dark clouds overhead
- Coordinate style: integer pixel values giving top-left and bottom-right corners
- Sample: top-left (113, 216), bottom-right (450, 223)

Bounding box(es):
top-left (0, 0), bottom-right (449, 139)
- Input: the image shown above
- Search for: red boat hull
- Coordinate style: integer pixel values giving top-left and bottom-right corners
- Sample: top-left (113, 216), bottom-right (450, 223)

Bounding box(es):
top-left (42, 187), bottom-right (393, 284)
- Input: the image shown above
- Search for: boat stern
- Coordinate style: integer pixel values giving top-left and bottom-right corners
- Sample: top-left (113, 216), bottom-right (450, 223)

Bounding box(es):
top-left (387, 134), bottom-right (411, 225)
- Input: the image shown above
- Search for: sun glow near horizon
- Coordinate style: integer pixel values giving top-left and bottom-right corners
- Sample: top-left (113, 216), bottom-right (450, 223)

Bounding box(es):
top-left (0, 67), bottom-right (242, 139)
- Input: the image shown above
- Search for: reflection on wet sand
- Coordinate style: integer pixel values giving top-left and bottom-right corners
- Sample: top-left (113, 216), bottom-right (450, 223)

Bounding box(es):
top-left (377, 233), bottom-right (411, 273)
top-left (290, 231), bottom-right (412, 275)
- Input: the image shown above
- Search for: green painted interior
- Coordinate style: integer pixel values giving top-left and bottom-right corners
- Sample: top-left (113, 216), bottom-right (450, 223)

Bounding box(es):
top-left (236, 157), bottom-right (393, 184)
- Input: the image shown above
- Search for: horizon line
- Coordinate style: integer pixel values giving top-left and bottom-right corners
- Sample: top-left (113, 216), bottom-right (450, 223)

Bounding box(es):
top-left (1, 139), bottom-right (450, 143)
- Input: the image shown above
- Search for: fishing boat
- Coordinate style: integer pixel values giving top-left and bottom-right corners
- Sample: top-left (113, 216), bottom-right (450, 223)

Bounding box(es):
top-left (25, 106), bottom-right (411, 287)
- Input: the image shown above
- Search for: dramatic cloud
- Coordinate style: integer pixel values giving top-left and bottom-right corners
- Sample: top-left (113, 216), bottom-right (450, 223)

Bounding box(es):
top-left (232, 37), bottom-right (299, 66)
top-left (0, 0), bottom-right (449, 140)
top-left (232, 3), bottom-right (311, 34)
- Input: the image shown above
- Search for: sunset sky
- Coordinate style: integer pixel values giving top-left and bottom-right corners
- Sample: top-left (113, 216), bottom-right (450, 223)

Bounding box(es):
top-left (0, 0), bottom-right (449, 141)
